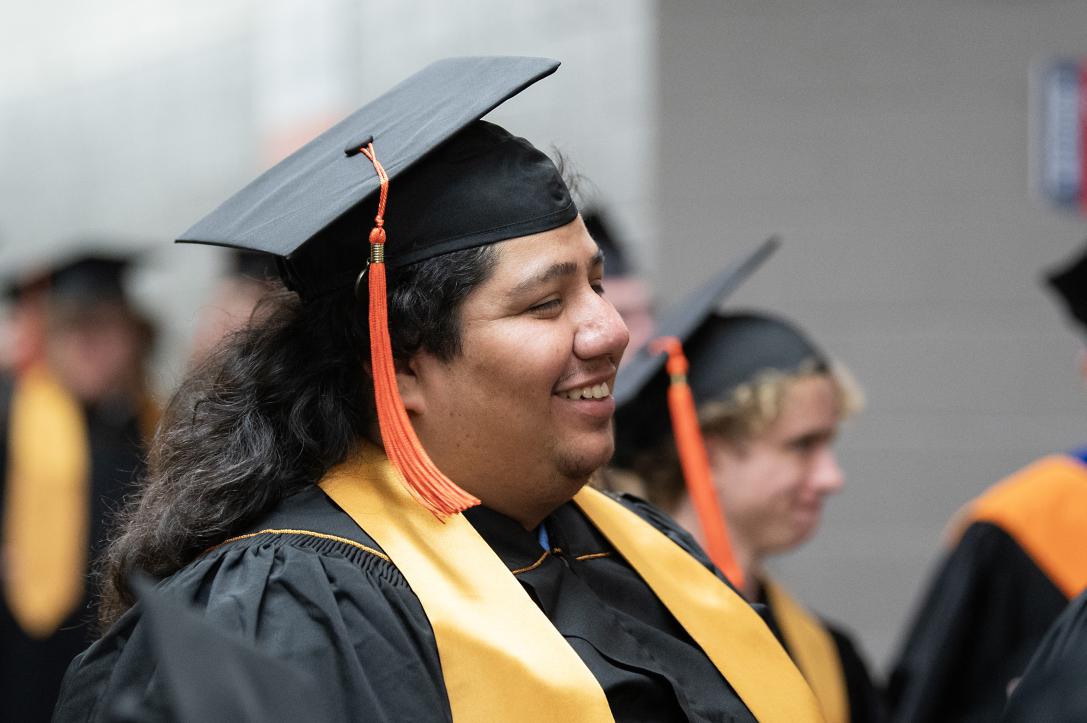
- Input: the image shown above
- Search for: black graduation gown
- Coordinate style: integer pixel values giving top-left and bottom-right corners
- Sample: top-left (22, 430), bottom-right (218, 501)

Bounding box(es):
top-left (0, 378), bottom-right (144, 723)
top-left (54, 486), bottom-right (759, 722)
top-left (757, 585), bottom-right (886, 723)
top-left (1001, 588), bottom-right (1087, 722)
top-left (886, 521), bottom-right (1071, 723)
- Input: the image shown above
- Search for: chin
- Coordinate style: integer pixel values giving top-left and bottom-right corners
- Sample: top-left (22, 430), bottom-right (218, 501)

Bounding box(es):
top-left (556, 440), bottom-right (614, 480)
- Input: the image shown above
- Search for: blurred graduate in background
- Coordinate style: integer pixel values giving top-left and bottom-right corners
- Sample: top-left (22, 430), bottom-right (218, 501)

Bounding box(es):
top-left (611, 257), bottom-right (884, 723)
top-left (0, 251), bottom-right (159, 721)
top-left (887, 240), bottom-right (1087, 723)
top-left (187, 250), bottom-right (278, 367)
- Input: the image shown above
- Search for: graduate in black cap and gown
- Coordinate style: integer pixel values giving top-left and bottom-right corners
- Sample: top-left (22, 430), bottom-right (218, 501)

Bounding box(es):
top-left (54, 57), bottom-right (823, 722)
top-left (0, 253), bottom-right (157, 722)
top-left (887, 241), bottom-right (1087, 723)
top-left (611, 280), bottom-right (883, 723)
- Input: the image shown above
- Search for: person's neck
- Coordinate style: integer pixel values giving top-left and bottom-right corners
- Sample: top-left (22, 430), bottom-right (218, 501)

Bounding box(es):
top-left (484, 476), bottom-right (589, 530)
top-left (672, 493), bottom-right (762, 598)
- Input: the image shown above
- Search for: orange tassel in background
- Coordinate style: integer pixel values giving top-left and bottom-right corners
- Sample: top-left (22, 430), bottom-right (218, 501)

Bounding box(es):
top-left (650, 336), bottom-right (745, 591)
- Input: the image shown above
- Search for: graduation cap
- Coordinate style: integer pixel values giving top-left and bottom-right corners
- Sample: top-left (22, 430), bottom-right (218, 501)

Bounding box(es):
top-left (1045, 241), bottom-right (1087, 334)
top-left (613, 237), bottom-right (781, 410)
top-left (3, 252), bottom-right (133, 305)
top-left (176, 57), bottom-right (576, 518)
top-left (110, 577), bottom-right (331, 722)
top-left (49, 253), bottom-right (133, 304)
top-left (614, 267), bottom-right (831, 469)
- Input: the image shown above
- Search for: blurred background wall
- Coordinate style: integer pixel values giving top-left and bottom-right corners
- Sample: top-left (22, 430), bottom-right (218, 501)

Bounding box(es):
top-left (3, 0), bottom-right (1086, 672)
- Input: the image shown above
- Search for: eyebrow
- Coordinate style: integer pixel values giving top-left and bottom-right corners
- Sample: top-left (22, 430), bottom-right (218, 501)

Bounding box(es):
top-left (511, 250), bottom-right (604, 295)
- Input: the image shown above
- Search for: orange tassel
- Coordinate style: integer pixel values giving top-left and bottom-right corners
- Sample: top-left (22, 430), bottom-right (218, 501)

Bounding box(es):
top-left (360, 144), bottom-right (480, 519)
top-left (650, 337), bottom-right (745, 590)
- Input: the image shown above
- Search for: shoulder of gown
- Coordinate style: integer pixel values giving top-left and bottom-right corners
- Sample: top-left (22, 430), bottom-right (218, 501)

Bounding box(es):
top-left (1003, 588), bottom-right (1087, 721)
top-left (609, 491), bottom-right (726, 576)
top-left (56, 485), bottom-right (728, 722)
top-left (54, 485), bottom-right (451, 723)
top-left (886, 519), bottom-right (1068, 723)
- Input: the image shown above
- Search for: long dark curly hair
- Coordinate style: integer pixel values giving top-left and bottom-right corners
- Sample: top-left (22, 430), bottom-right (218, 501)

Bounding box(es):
top-left (98, 245), bottom-right (496, 627)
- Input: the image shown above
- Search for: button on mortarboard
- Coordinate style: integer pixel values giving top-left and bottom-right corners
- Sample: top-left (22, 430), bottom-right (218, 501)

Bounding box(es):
top-left (178, 56), bottom-right (574, 299)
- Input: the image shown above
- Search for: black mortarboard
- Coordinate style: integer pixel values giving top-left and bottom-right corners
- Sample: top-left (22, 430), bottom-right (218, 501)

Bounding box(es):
top-left (1045, 241), bottom-right (1087, 334)
top-left (582, 208), bottom-right (634, 277)
top-left (614, 308), bottom-right (829, 467)
top-left (110, 577), bottom-right (331, 723)
top-left (613, 237), bottom-right (780, 409)
top-left (48, 254), bottom-right (132, 304)
top-left (179, 56), bottom-right (575, 298)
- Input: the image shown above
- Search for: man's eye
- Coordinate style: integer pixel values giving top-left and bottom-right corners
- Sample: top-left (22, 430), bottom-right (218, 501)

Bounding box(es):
top-left (591, 281), bottom-right (606, 295)
top-left (529, 299), bottom-right (561, 313)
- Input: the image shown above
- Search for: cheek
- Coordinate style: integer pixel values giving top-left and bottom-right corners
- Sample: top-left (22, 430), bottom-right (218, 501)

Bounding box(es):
top-left (725, 458), bottom-right (801, 513)
top-left (481, 325), bottom-right (571, 385)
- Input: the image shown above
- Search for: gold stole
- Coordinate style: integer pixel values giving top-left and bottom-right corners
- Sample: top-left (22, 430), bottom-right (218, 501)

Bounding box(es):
top-left (2, 364), bottom-right (91, 638)
top-left (762, 578), bottom-right (849, 723)
top-left (320, 447), bottom-right (823, 723)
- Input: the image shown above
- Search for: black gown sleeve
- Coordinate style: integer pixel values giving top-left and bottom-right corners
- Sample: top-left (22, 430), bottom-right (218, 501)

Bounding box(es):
top-left (53, 532), bottom-right (452, 723)
top-left (1002, 589), bottom-right (1087, 722)
top-left (886, 521), bottom-right (1068, 723)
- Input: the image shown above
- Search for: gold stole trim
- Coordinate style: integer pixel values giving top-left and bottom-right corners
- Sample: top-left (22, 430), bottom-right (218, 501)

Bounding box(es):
top-left (953, 455), bottom-right (1087, 599)
top-left (574, 488), bottom-right (824, 723)
top-left (320, 448), bottom-right (614, 723)
top-left (762, 578), bottom-right (848, 723)
top-left (3, 365), bottom-right (90, 637)
top-left (320, 447), bottom-right (823, 722)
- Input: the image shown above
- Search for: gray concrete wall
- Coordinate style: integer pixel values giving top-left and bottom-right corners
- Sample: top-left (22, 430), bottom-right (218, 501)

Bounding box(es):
top-left (658, 1), bottom-right (1087, 670)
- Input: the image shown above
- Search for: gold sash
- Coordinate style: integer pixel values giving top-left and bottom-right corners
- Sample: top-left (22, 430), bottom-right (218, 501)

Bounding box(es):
top-left (762, 578), bottom-right (849, 723)
top-left (2, 365), bottom-right (90, 638)
top-left (320, 447), bottom-right (823, 722)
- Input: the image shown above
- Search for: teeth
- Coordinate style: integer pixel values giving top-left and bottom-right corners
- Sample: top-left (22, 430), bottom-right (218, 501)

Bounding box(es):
top-left (559, 382), bottom-right (611, 400)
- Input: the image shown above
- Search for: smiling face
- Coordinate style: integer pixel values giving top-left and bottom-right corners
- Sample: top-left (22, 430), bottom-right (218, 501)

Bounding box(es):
top-left (706, 374), bottom-right (845, 560)
top-left (401, 217), bottom-right (630, 527)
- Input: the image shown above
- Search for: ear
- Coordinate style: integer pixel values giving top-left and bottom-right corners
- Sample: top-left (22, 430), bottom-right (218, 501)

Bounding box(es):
top-left (397, 352), bottom-right (429, 415)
